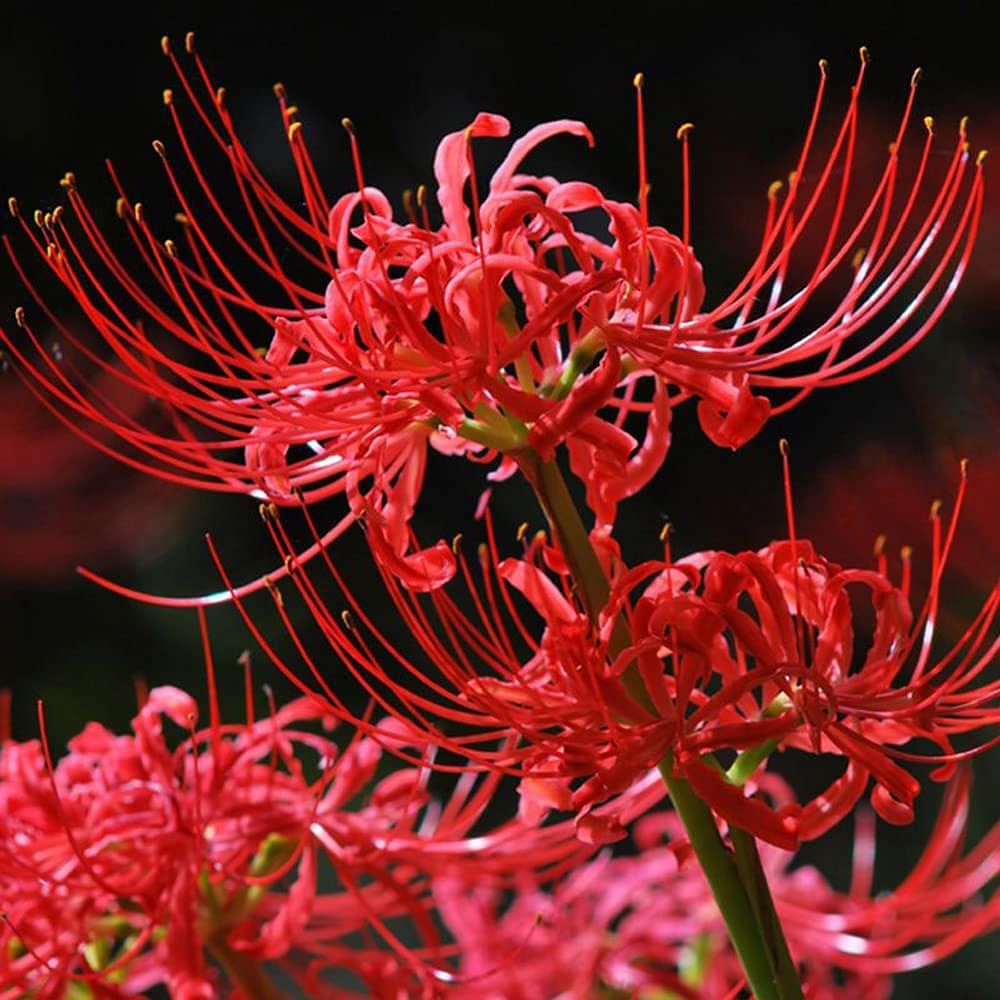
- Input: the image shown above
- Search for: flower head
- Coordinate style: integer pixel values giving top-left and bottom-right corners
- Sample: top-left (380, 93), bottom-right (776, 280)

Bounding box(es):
top-left (433, 770), bottom-right (998, 998)
top-left (0, 663), bottom-right (585, 997)
top-left (227, 446), bottom-right (998, 852)
top-left (0, 42), bottom-right (983, 599)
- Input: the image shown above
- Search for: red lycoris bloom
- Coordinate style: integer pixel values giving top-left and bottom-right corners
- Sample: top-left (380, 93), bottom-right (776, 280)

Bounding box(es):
top-left (0, 676), bottom-right (585, 998)
top-left (228, 456), bottom-right (997, 852)
top-left (628, 464), bottom-right (999, 847)
top-left (433, 771), bottom-right (998, 999)
top-left (218, 507), bottom-right (670, 847)
top-left (0, 41), bottom-right (983, 597)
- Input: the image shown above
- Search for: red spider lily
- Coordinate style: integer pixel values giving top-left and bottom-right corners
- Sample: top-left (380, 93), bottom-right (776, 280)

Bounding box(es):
top-left (615, 452), bottom-right (998, 847)
top-left (0, 654), bottom-right (588, 998)
top-left (432, 770), bottom-right (997, 998)
top-left (209, 500), bottom-right (672, 846)
top-left (1, 41), bottom-right (984, 601)
top-left (216, 441), bottom-right (998, 853)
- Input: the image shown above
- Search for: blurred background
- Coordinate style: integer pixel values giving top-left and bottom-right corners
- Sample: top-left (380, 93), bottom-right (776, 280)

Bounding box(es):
top-left (0, 2), bottom-right (996, 995)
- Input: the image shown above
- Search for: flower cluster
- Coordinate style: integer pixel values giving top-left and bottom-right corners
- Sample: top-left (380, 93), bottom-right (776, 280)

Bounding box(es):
top-left (0, 678), bottom-right (588, 998)
top-left (1, 32), bottom-right (996, 1000)
top-left (236, 452), bottom-right (998, 854)
top-left (436, 771), bottom-right (1000, 999)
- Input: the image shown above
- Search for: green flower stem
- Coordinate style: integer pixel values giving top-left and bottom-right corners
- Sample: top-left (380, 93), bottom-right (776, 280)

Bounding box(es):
top-left (657, 757), bottom-right (787, 1000)
top-left (725, 740), bottom-right (800, 998)
top-left (727, 739), bottom-right (780, 787)
top-left (519, 451), bottom-right (803, 1000)
top-left (517, 449), bottom-right (647, 711)
top-left (207, 938), bottom-right (287, 1000)
top-left (730, 825), bottom-right (802, 998)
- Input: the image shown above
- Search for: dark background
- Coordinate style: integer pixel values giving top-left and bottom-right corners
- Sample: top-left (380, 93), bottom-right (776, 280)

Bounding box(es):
top-left (1, 2), bottom-right (997, 996)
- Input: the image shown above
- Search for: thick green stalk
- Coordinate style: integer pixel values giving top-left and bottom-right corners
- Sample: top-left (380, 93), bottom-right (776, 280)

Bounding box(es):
top-left (518, 450), bottom-right (803, 1000)
top-left (731, 826), bottom-right (802, 995)
top-left (658, 758), bottom-right (785, 1000)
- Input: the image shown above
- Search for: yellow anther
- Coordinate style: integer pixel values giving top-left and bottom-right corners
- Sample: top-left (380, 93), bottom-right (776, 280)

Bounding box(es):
top-left (51, 206), bottom-right (63, 224)
top-left (33, 209), bottom-right (44, 227)
top-left (341, 609), bottom-right (355, 630)
top-left (901, 545), bottom-right (913, 561)
top-left (215, 87), bottom-right (226, 106)
top-left (273, 82), bottom-right (287, 100)
top-left (930, 499), bottom-right (942, 518)
top-left (923, 116), bottom-right (934, 134)
top-left (164, 239), bottom-right (177, 256)
top-left (911, 67), bottom-right (922, 87)
top-left (133, 203), bottom-right (144, 223)
top-left (659, 521), bottom-right (672, 543)
top-left (174, 212), bottom-right (190, 225)
top-left (960, 457), bottom-right (969, 477)
top-left (676, 122), bottom-right (695, 140)
top-left (977, 149), bottom-right (988, 166)
top-left (851, 247), bottom-right (867, 270)
top-left (258, 503), bottom-right (270, 520)
top-left (163, 88), bottom-right (174, 106)
top-left (14, 306), bottom-right (25, 327)
top-left (264, 577), bottom-right (284, 608)
top-left (116, 197), bottom-right (127, 219)
top-left (633, 71), bottom-right (644, 89)
top-left (959, 115), bottom-right (969, 138)
top-left (516, 522), bottom-right (529, 542)
top-left (779, 437), bottom-right (789, 455)
top-left (288, 121), bottom-right (303, 141)
top-left (859, 45), bottom-right (870, 63)
top-left (7, 196), bottom-right (18, 217)
top-left (341, 117), bottom-right (356, 135)
top-left (284, 555), bottom-right (295, 573)
top-left (160, 36), bottom-right (170, 56)
top-left (267, 502), bottom-right (278, 518)
top-left (59, 172), bottom-right (76, 189)
top-left (818, 58), bottom-right (828, 75)
top-left (152, 139), bottom-right (166, 157)
top-left (416, 184), bottom-right (427, 207)
top-left (788, 169), bottom-right (799, 186)
top-left (184, 31), bottom-right (195, 54)
top-left (873, 533), bottom-right (886, 557)
top-left (768, 179), bottom-right (783, 200)
top-left (451, 533), bottom-right (463, 553)
top-left (285, 105), bottom-right (299, 118)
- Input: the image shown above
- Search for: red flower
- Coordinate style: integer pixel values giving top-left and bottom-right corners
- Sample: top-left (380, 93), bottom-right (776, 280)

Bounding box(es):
top-left (0, 674), bottom-right (585, 997)
top-left (1, 42), bottom-right (983, 599)
top-left (431, 770), bottom-right (998, 998)
top-left (216, 505), bottom-right (677, 846)
top-left (226, 447), bottom-right (997, 853)
top-left (616, 461), bottom-right (997, 847)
